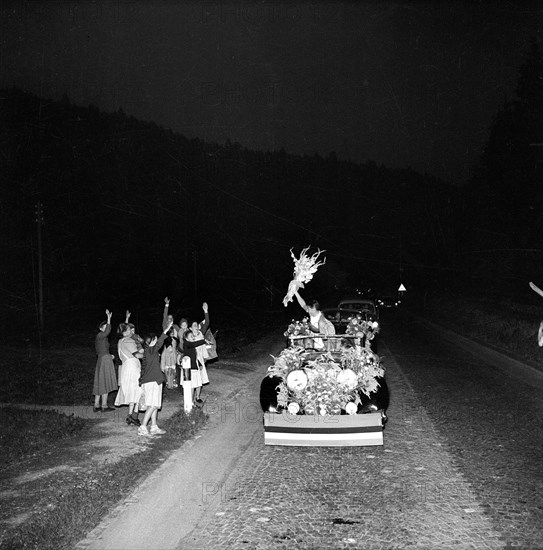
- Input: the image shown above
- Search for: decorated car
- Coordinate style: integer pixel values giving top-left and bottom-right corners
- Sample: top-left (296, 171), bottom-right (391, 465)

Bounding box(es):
top-left (260, 328), bottom-right (388, 447)
top-left (265, 247), bottom-right (388, 446)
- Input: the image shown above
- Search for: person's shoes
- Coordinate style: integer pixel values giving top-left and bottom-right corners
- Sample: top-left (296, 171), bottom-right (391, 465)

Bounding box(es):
top-left (126, 415), bottom-right (141, 426)
top-left (93, 406), bottom-right (101, 413)
top-left (101, 406), bottom-right (115, 412)
top-left (137, 426), bottom-right (152, 436)
top-left (195, 398), bottom-right (204, 406)
top-left (149, 425), bottom-right (166, 435)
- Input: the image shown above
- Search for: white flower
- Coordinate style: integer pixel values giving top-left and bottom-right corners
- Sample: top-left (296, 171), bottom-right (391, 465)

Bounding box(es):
top-left (337, 369), bottom-right (358, 390)
top-left (286, 369), bottom-right (308, 391)
top-left (287, 402), bottom-right (300, 415)
top-left (345, 402), bottom-right (358, 415)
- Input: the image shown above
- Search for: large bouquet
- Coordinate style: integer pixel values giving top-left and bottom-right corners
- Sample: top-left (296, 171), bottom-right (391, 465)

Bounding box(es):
top-left (267, 343), bottom-right (384, 416)
top-left (283, 247), bottom-right (326, 307)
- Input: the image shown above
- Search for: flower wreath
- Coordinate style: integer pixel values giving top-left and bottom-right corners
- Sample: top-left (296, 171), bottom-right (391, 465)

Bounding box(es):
top-left (266, 342), bottom-right (384, 416)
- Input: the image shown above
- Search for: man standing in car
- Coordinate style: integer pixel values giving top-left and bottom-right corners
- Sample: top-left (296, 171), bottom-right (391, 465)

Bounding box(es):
top-left (294, 290), bottom-right (335, 349)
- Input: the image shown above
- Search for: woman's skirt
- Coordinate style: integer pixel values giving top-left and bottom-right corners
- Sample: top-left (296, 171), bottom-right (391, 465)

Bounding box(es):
top-left (190, 368), bottom-right (203, 388)
top-left (93, 354), bottom-right (117, 395)
top-left (191, 362), bottom-right (209, 388)
top-left (142, 381), bottom-right (163, 408)
top-left (199, 363), bottom-right (209, 385)
top-left (115, 358), bottom-right (142, 405)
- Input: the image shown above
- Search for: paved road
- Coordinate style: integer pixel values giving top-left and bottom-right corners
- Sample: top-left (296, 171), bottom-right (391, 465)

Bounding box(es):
top-left (79, 312), bottom-right (543, 549)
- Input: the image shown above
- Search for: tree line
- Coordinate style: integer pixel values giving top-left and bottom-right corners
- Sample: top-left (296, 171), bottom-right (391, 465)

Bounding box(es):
top-left (0, 41), bottom-right (541, 332)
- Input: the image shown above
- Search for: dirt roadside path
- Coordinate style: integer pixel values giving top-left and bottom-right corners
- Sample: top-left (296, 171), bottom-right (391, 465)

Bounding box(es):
top-left (75, 334), bottom-right (284, 550)
top-left (0, 392), bottom-right (186, 539)
top-left (0, 398), bottom-right (184, 471)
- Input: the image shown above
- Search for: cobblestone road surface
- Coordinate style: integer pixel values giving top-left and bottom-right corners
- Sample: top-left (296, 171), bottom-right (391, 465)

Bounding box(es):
top-left (178, 311), bottom-right (543, 549)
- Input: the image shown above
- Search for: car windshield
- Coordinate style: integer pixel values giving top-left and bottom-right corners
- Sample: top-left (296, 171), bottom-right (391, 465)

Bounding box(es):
top-left (341, 302), bottom-right (375, 313)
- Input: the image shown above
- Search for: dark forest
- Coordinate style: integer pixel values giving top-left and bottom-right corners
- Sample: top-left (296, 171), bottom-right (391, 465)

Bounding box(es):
top-left (1, 42), bottom-right (542, 335)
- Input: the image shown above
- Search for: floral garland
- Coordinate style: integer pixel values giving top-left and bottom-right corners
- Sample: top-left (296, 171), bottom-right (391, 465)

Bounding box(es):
top-left (266, 342), bottom-right (384, 416)
top-left (267, 346), bottom-right (306, 380)
top-left (345, 314), bottom-right (380, 344)
top-left (283, 317), bottom-right (312, 338)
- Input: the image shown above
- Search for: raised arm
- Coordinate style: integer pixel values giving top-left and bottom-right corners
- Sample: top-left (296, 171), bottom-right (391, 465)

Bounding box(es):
top-left (164, 319), bottom-right (173, 336)
top-left (294, 290), bottom-right (308, 313)
top-left (97, 309), bottom-right (112, 339)
top-left (200, 302), bottom-right (210, 334)
top-left (162, 297), bottom-right (170, 331)
top-left (125, 310), bottom-right (131, 323)
top-left (103, 309), bottom-right (112, 336)
top-left (149, 325), bottom-right (171, 356)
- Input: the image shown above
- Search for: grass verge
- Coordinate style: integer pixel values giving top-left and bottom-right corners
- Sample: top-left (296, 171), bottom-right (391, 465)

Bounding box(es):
top-left (0, 407), bottom-right (87, 466)
top-left (0, 406), bottom-right (207, 550)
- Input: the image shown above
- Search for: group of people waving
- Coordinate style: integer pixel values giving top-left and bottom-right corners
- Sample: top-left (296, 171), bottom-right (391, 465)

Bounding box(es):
top-left (92, 298), bottom-right (214, 437)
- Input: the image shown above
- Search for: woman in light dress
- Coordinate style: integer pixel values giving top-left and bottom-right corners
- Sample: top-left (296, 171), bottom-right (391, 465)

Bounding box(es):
top-left (115, 322), bottom-right (144, 426)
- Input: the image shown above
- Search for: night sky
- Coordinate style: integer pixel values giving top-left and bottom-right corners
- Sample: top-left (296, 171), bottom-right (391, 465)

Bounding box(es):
top-left (1, 1), bottom-right (541, 185)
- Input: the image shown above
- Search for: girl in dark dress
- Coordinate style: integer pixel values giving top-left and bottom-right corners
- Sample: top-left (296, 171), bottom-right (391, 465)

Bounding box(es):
top-left (93, 309), bottom-right (117, 412)
top-left (183, 302), bottom-right (210, 404)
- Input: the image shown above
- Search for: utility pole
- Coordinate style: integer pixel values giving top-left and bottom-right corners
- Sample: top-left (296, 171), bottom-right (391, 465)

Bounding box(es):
top-left (35, 202), bottom-right (44, 332)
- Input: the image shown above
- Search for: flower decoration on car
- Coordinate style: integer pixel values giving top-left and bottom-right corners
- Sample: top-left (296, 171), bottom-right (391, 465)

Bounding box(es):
top-left (340, 346), bottom-right (384, 397)
top-left (267, 337), bottom-right (385, 415)
top-left (267, 346), bottom-right (305, 380)
top-left (286, 369), bottom-right (308, 391)
top-left (284, 317), bottom-right (312, 338)
top-left (345, 314), bottom-right (380, 343)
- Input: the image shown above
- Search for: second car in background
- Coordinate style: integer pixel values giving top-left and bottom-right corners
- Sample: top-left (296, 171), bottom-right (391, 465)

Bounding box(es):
top-left (376, 295), bottom-right (401, 308)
